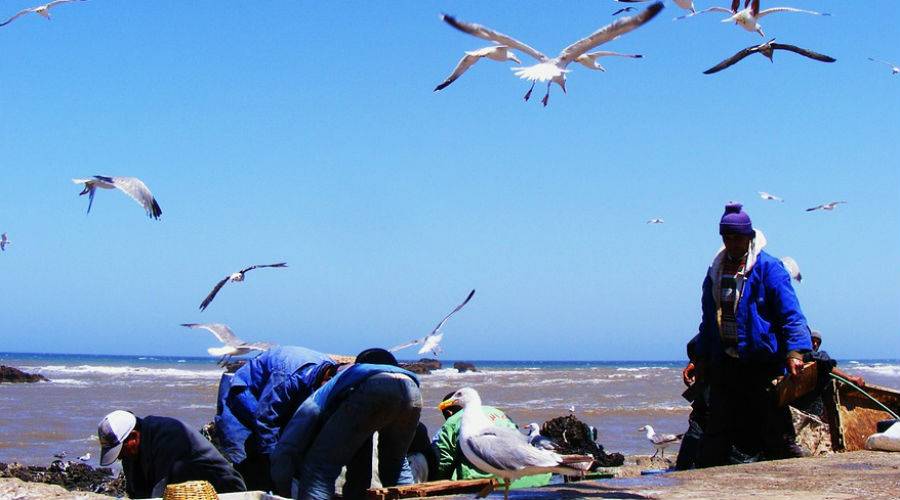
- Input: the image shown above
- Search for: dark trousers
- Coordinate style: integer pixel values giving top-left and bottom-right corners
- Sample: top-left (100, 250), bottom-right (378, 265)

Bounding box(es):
top-left (697, 358), bottom-right (797, 468)
top-left (235, 453), bottom-right (272, 492)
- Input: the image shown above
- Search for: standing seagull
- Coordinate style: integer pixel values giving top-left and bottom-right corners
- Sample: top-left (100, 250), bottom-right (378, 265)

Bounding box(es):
top-left (703, 39), bottom-right (835, 74)
top-left (868, 57), bottom-right (899, 75)
top-left (435, 46), bottom-right (521, 91)
top-left (199, 263), bottom-right (288, 311)
top-left (439, 2), bottom-right (663, 106)
top-left (758, 191), bottom-right (784, 202)
top-left (0, 233), bottom-right (9, 251)
top-left (646, 218), bottom-right (665, 224)
top-left (390, 289), bottom-right (476, 357)
top-left (806, 201), bottom-right (847, 212)
top-left (72, 176), bottom-right (162, 220)
top-left (1, 0), bottom-right (85, 27)
top-left (638, 425), bottom-right (683, 459)
top-left (181, 323), bottom-right (272, 363)
top-left (78, 452), bottom-right (91, 462)
top-left (524, 423), bottom-right (558, 451)
top-left (780, 256), bottom-right (801, 283)
top-left (439, 388), bottom-right (593, 500)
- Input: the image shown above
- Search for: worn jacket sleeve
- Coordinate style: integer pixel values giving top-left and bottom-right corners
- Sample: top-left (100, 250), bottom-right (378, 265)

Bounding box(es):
top-left (766, 261), bottom-right (811, 355)
top-left (432, 420), bottom-right (459, 480)
top-left (695, 274), bottom-right (715, 361)
top-left (254, 373), bottom-right (308, 456)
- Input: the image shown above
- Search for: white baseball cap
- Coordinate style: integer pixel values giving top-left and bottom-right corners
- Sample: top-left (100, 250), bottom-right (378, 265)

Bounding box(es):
top-left (98, 410), bottom-right (137, 466)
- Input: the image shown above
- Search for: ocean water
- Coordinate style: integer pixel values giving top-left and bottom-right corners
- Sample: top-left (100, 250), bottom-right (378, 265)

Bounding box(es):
top-left (1, 352), bottom-right (898, 467)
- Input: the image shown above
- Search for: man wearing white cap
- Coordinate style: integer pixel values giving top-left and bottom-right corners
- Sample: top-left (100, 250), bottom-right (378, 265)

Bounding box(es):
top-left (98, 410), bottom-right (247, 498)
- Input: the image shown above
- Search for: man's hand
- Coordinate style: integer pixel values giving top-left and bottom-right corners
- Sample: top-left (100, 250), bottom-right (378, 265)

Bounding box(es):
top-left (682, 362), bottom-right (696, 387)
top-left (786, 357), bottom-right (803, 377)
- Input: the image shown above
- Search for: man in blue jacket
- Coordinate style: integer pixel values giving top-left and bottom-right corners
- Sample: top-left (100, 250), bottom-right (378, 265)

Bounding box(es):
top-left (215, 346), bottom-right (335, 491)
top-left (693, 203), bottom-right (811, 467)
top-left (271, 348), bottom-right (422, 499)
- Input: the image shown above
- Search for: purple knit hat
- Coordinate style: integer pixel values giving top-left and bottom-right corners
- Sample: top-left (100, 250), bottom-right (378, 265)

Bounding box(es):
top-left (719, 203), bottom-right (753, 235)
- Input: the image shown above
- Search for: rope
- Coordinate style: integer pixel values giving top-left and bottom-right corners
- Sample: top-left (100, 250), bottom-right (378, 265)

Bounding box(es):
top-left (829, 372), bottom-right (900, 420)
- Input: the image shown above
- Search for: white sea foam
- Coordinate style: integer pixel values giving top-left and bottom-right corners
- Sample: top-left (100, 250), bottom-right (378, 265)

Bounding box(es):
top-left (50, 378), bottom-right (90, 386)
top-left (25, 364), bottom-right (222, 380)
top-left (846, 363), bottom-right (900, 378)
top-left (615, 367), bottom-right (670, 372)
top-left (180, 403), bottom-right (215, 410)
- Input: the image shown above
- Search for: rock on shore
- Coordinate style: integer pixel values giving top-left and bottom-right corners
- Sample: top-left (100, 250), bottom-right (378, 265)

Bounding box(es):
top-left (0, 366), bottom-right (48, 383)
top-left (0, 461), bottom-right (124, 497)
top-left (452, 362), bottom-right (477, 373)
top-left (400, 358), bottom-right (442, 374)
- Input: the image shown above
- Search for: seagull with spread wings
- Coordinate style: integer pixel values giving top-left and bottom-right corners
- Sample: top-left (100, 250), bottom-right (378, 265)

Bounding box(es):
top-left (806, 201), bottom-right (847, 212)
top-left (678, 0), bottom-right (828, 37)
top-left (181, 323), bottom-right (272, 363)
top-left (646, 218), bottom-right (664, 224)
top-left (1, 0), bottom-right (85, 27)
top-left (868, 57), bottom-right (899, 75)
top-left (617, 0), bottom-right (696, 15)
top-left (434, 46), bottom-right (521, 91)
top-left (0, 233), bottom-right (9, 252)
top-left (612, 7), bottom-right (636, 16)
top-left (758, 191), bottom-right (784, 202)
top-left (439, 2), bottom-right (663, 106)
top-left (199, 263), bottom-right (288, 311)
top-left (390, 289), bottom-right (475, 357)
top-left (703, 39), bottom-right (835, 74)
top-left (72, 176), bottom-right (162, 219)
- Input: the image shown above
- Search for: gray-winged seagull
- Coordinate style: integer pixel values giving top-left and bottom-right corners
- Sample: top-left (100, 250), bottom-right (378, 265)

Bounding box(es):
top-left (440, 2), bottom-right (663, 106)
top-left (806, 201), bottom-right (846, 212)
top-left (72, 176), bottom-right (162, 220)
top-left (1, 0), bottom-right (85, 27)
top-left (638, 425), bottom-right (683, 459)
top-left (0, 233), bottom-right (9, 252)
top-left (524, 423), bottom-right (559, 451)
top-left (678, 0), bottom-right (828, 37)
top-left (758, 191), bottom-right (784, 202)
top-left (868, 57), bottom-right (899, 75)
top-left (647, 218), bottom-right (664, 224)
top-left (435, 45), bottom-right (521, 91)
top-left (199, 263), bottom-right (288, 311)
top-left (390, 289), bottom-right (475, 357)
top-left (439, 387), bottom-right (593, 500)
top-left (181, 323), bottom-right (272, 363)
top-left (703, 39), bottom-right (835, 74)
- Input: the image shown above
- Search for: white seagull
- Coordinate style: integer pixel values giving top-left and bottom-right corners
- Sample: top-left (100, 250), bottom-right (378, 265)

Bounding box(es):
top-left (780, 256), bottom-right (801, 283)
top-left (638, 425), bottom-right (682, 459)
top-left (703, 39), bottom-right (835, 74)
top-left (524, 423), bottom-right (559, 451)
top-left (806, 201), bottom-right (847, 212)
top-left (616, 0), bottom-right (695, 16)
top-left (574, 50), bottom-right (643, 72)
top-left (0, 233), bottom-right (9, 251)
top-left (181, 323), bottom-right (272, 362)
top-left (199, 263), bottom-right (288, 311)
top-left (72, 176), bottom-right (162, 220)
top-left (439, 388), bottom-right (593, 500)
top-left (0, 0), bottom-right (85, 27)
top-left (78, 452), bottom-right (91, 462)
top-left (646, 218), bottom-right (664, 224)
top-left (435, 45), bottom-right (521, 91)
top-left (758, 191), bottom-right (784, 202)
top-left (390, 289), bottom-right (475, 357)
top-left (868, 57), bottom-right (900, 75)
top-left (439, 2), bottom-right (663, 106)
top-left (679, 0), bottom-right (828, 37)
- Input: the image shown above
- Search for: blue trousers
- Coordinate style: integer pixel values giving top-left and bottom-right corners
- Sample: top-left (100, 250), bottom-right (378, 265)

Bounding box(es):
top-left (296, 373), bottom-right (422, 499)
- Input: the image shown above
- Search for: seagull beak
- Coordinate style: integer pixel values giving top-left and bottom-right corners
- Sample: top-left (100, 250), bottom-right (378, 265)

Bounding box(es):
top-left (438, 399), bottom-right (457, 411)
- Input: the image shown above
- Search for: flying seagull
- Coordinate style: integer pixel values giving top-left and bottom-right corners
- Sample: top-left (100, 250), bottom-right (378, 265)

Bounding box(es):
top-left (435, 45), bottom-right (521, 91)
top-left (181, 323), bottom-right (272, 363)
top-left (868, 57), bottom-right (899, 75)
top-left (703, 39), bottom-right (835, 74)
top-left (524, 423), bottom-right (558, 451)
top-left (72, 176), bottom-right (162, 220)
top-left (780, 256), bottom-right (801, 283)
top-left (1, 0), bottom-right (85, 27)
top-left (758, 191), bottom-right (784, 202)
top-left (574, 50), bottom-right (643, 72)
top-left (638, 425), bottom-right (682, 459)
top-left (646, 218), bottom-right (664, 224)
top-left (0, 233), bottom-right (9, 251)
top-left (678, 0), bottom-right (828, 37)
top-left (199, 263), bottom-right (288, 311)
top-left (613, 7), bottom-right (637, 16)
top-left (390, 289), bottom-right (476, 357)
top-left (439, 2), bottom-right (663, 106)
top-left (439, 388), bottom-right (593, 500)
top-left (617, 0), bottom-right (695, 15)
top-left (806, 201), bottom-right (846, 212)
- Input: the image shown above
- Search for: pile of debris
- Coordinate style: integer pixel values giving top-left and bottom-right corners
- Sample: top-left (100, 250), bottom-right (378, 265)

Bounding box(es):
top-left (0, 461), bottom-right (125, 496)
top-left (540, 415), bottom-right (625, 469)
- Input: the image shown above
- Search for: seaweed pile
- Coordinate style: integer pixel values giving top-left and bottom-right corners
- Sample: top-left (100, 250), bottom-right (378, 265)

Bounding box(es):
top-left (0, 460), bottom-right (125, 496)
top-left (540, 415), bottom-right (625, 468)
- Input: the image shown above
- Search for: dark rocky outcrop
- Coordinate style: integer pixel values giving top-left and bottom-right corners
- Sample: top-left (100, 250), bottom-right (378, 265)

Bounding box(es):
top-left (0, 366), bottom-right (48, 383)
top-left (0, 461), bottom-right (125, 496)
top-left (453, 362), bottom-right (477, 373)
top-left (540, 415), bottom-right (625, 469)
top-left (400, 358), bottom-right (441, 375)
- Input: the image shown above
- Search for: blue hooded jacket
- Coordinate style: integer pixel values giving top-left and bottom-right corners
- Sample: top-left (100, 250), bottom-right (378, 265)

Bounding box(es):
top-left (695, 236), bottom-right (811, 365)
top-left (270, 364), bottom-right (419, 497)
top-left (215, 346), bottom-right (332, 463)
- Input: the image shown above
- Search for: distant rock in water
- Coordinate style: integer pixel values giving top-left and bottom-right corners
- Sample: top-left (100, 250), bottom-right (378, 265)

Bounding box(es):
top-left (400, 358), bottom-right (442, 375)
top-left (453, 362), bottom-right (478, 373)
top-left (0, 366), bottom-right (48, 383)
top-left (0, 461), bottom-right (125, 496)
top-left (540, 415), bottom-right (625, 469)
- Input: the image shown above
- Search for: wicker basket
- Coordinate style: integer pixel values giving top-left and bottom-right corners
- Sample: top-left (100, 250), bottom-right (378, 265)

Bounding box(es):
top-left (163, 480), bottom-right (219, 500)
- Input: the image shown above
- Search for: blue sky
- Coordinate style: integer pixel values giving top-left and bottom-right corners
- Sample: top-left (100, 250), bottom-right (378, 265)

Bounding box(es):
top-left (1, 1), bottom-right (897, 360)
